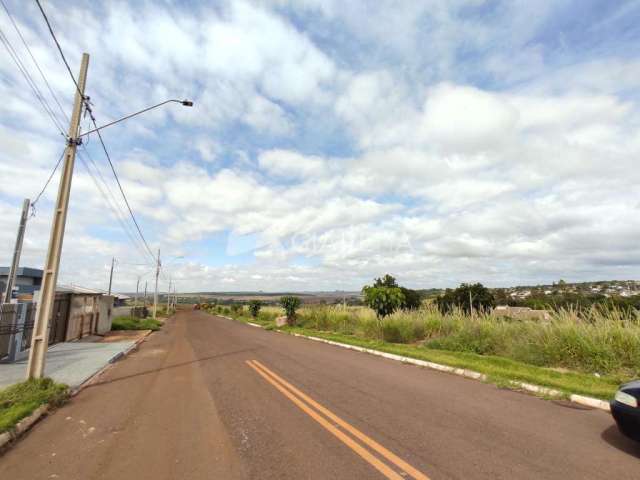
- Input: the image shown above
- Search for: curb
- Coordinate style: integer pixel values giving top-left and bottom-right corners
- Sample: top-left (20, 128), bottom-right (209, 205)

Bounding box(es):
top-left (70, 329), bottom-right (152, 396)
top-left (0, 404), bottom-right (49, 452)
top-left (290, 333), bottom-right (611, 412)
top-left (221, 316), bottom-right (611, 413)
top-left (0, 330), bottom-right (153, 452)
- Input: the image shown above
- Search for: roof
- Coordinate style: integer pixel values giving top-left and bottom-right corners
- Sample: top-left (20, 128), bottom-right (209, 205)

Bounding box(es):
top-left (0, 266), bottom-right (43, 278)
top-left (57, 284), bottom-right (112, 296)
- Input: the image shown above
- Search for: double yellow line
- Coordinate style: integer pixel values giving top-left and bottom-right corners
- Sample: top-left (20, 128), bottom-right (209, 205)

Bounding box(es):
top-left (246, 359), bottom-right (430, 480)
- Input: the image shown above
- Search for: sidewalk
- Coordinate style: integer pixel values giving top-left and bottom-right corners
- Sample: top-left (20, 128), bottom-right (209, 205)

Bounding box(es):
top-left (0, 332), bottom-right (148, 389)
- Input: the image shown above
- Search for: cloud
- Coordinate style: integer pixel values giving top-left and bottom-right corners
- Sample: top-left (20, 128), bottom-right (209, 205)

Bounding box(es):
top-left (1, 0), bottom-right (639, 292)
top-left (258, 149), bottom-right (326, 178)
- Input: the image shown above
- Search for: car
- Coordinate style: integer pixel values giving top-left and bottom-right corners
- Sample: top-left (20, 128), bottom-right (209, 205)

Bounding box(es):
top-left (611, 380), bottom-right (640, 441)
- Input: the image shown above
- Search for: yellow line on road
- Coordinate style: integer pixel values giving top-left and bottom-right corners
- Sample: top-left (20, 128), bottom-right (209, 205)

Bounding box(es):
top-left (246, 359), bottom-right (430, 480)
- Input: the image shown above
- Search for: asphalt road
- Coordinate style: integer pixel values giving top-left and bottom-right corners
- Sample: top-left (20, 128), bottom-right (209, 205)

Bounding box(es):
top-left (1, 310), bottom-right (638, 479)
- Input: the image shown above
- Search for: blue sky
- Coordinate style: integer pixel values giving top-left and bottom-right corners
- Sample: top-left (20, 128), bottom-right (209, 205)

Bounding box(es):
top-left (1, 0), bottom-right (640, 292)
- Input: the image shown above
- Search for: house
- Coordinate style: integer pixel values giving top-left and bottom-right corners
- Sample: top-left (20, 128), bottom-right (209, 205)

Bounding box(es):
top-left (55, 285), bottom-right (115, 339)
top-left (0, 266), bottom-right (43, 300)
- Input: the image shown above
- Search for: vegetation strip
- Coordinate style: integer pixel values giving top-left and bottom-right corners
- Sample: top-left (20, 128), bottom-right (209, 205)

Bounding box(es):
top-left (111, 315), bottom-right (163, 331)
top-left (215, 310), bottom-right (616, 407)
top-left (0, 378), bottom-right (68, 437)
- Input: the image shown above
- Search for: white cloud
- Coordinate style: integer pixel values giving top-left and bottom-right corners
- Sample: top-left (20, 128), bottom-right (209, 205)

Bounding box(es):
top-left (258, 149), bottom-right (326, 178)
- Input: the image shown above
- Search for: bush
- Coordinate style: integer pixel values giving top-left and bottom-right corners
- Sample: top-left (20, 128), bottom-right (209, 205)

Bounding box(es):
top-left (249, 300), bottom-right (262, 318)
top-left (280, 296), bottom-right (301, 324)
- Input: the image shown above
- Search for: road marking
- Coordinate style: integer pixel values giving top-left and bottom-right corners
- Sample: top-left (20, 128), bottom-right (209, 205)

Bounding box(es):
top-left (246, 359), bottom-right (430, 480)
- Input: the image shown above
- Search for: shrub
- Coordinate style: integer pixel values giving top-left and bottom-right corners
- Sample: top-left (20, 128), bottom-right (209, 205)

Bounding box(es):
top-left (249, 300), bottom-right (262, 318)
top-left (280, 296), bottom-right (301, 325)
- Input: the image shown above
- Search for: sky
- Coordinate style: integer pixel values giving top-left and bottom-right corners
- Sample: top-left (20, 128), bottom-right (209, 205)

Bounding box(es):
top-left (1, 0), bottom-right (640, 293)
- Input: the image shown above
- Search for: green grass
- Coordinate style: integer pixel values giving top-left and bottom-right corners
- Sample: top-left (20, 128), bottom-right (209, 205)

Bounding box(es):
top-left (111, 316), bottom-right (163, 331)
top-left (0, 378), bottom-right (68, 433)
top-left (210, 303), bottom-right (636, 400)
top-left (280, 327), bottom-right (622, 400)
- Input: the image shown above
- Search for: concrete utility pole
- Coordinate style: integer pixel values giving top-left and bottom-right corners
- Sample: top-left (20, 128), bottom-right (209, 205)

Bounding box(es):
top-left (144, 280), bottom-right (147, 307)
top-left (153, 249), bottom-right (160, 319)
top-left (27, 53), bottom-right (89, 379)
top-left (167, 276), bottom-right (171, 312)
top-left (3, 198), bottom-right (30, 304)
top-left (107, 257), bottom-right (115, 295)
top-left (134, 276), bottom-right (140, 308)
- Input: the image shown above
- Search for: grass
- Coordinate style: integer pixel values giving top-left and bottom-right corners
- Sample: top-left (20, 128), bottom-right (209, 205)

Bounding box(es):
top-left (281, 327), bottom-right (621, 399)
top-left (111, 316), bottom-right (163, 331)
top-left (208, 303), bottom-right (638, 400)
top-left (0, 378), bottom-right (68, 433)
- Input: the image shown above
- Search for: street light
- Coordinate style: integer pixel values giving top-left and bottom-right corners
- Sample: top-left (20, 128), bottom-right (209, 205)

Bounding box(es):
top-left (78, 99), bottom-right (194, 138)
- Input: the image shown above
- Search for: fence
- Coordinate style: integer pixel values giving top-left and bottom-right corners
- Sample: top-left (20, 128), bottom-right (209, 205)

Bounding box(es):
top-left (0, 303), bottom-right (35, 363)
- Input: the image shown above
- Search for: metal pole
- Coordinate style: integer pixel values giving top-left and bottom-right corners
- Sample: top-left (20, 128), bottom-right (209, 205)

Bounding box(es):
top-left (107, 257), bottom-right (115, 295)
top-left (153, 248), bottom-right (160, 319)
top-left (3, 198), bottom-right (30, 304)
top-left (27, 53), bottom-right (89, 379)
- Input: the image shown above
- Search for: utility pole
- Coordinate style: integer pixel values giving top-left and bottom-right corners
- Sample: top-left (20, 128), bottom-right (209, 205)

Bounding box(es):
top-left (153, 248), bottom-right (160, 319)
top-left (27, 53), bottom-right (89, 379)
top-left (3, 198), bottom-right (30, 304)
top-left (143, 280), bottom-right (147, 307)
top-left (107, 257), bottom-right (115, 295)
top-left (134, 276), bottom-right (140, 308)
top-left (167, 276), bottom-right (171, 312)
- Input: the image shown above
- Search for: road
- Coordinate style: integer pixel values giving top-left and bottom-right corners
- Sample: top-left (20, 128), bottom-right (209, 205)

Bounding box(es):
top-left (1, 310), bottom-right (638, 479)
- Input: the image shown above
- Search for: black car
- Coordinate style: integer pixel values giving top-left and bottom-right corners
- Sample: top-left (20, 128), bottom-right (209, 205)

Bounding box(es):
top-left (611, 380), bottom-right (640, 441)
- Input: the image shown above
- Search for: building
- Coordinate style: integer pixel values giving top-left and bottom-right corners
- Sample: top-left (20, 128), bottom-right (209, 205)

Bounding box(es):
top-left (0, 266), bottom-right (43, 299)
top-left (56, 285), bottom-right (115, 339)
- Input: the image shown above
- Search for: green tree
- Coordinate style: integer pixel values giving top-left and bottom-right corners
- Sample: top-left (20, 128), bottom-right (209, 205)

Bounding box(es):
top-left (436, 283), bottom-right (495, 315)
top-left (280, 296), bottom-right (301, 325)
top-left (373, 274), bottom-right (399, 288)
top-left (248, 300), bottom-right (262, 318)
top-left (399, 287), bottom-right (422, 310)
top-left (362, 282), bottom-right (405, 319)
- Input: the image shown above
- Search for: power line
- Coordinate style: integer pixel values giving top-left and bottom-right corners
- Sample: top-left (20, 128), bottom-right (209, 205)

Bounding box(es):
top-left (77, 151), bottom-right (155, 265)
top-left (82, 148), bottom-right (156, 265)
top-left (31, 148), bottom-right (65, 209)
top-left (0, 25), bottom-right (66, 135)
top-left (1, 0), bottom-right (69, 124)
top-left (33, 0), bottom-right (81, 96)
top-left (89, 122), bottom-right (157, 262)
top-left (33, 0), bottom-right (158, 263)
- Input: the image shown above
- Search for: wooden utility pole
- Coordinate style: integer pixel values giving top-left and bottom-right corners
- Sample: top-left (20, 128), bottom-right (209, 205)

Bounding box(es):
top-left (3, 198), bottom-right (30, 304)
top-left (107, 257), bottom-right (115, 295)
top-left (153, 249), bottom-right (160, 319)
top-left (27, 53), bottom-right (89, 379)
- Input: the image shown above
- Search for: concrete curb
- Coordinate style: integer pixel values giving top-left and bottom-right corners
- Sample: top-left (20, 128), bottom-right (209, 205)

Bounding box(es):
top-left (291, 333), bottom-right (611, 412)
top-left (290, 333), bottom-right (611, 412)
top-left (0, 404), bottom-right (49, 451)
top-left (0, 330), bottom-right (153, 452)
top-left (219, 315), bottom-right (611, 413)
top-left (70, 329), bottom-right (152, 396)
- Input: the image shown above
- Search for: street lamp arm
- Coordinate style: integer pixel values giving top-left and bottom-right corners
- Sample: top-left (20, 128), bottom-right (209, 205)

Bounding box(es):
top-left (78, 99), bottom-right (193, 138)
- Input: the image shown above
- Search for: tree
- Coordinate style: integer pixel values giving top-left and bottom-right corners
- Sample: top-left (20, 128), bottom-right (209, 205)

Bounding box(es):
top-left (280, 296), bottom-right (301, 325)
top-left (248, 300), bottom-right (262, 318)
top-left (373, 274), bottom-right (399, 288)
top-left (400, 287), bottom-right (422, 310)
top-left (362, 282), bottom-right (405, 319)
top-left (436, 283), bottom-right (495, 315)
